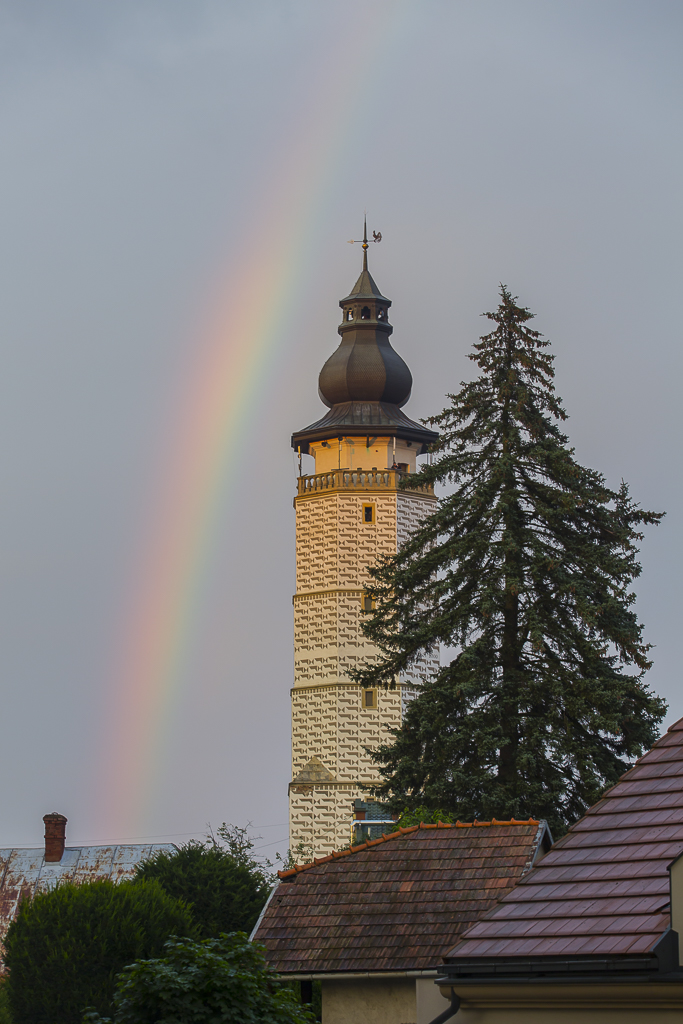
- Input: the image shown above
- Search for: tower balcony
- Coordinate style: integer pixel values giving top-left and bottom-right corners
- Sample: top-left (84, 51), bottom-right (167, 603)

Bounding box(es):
top-left (296, 468), bottom-right (434, 497)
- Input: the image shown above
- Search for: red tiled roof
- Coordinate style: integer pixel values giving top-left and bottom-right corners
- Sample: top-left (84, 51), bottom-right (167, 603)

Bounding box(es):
top-left (446, 718), bottom-right (683, 962)
top-left (254, 820), bottom-right (547, 974)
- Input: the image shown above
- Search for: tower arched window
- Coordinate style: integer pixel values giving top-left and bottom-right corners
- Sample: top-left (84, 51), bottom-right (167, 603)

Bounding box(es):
top-left (360, 306), bottom-right (371, 320)
top-left (346, 309), bottom-right (354, 321)
top-left (377, 308), bottom-right (385, 320)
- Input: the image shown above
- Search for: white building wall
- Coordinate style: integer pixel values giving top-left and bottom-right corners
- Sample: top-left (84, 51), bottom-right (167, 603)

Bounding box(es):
top-left (290, 471), bottom-right (437, 857)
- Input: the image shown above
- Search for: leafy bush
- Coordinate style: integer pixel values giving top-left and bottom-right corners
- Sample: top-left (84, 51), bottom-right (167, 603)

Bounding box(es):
top-left (84, 932), bottom-right (314, 1024)
top-left (4, 879), bottom-right (194, 1024)
top-left (134, 825), bottom-right (273, 938)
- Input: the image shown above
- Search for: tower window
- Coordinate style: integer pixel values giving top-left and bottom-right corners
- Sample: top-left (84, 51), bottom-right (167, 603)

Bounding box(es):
top-left (360, 306), bottom-right (371, 320)
top-left (346, 309), bottom-right (354, 321)
top-left (362, 689), bottom-right (377, 709)
top-left (362, 503), bottom-right (375, 524)
top-left (377, 308), bottom-right (385, 320)
top-left (361, 592), bottom-right (376, 613)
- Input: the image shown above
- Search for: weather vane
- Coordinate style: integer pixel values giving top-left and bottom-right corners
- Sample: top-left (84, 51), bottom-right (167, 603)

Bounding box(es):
top-left (348, 216), bottom-right (381, 250)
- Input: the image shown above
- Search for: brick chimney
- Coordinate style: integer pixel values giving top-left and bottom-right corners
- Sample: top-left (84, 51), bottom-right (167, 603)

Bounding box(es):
top-left (43, 813), bottom-right (67, 862)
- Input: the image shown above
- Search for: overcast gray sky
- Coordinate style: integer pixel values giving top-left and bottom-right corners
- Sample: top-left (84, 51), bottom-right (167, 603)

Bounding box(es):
top-left (0, 0), bottom-right (681, 858)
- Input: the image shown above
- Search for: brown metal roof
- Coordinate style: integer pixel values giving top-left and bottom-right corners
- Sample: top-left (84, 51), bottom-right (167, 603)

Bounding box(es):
top-left (291, 244), bottom-right (439, 456)
top-left (445, 718), bottom-right (683, 963)
top-left (253, 820), bottom-right (547, 974)
top-left (0, 843), bottom-right (175, 961)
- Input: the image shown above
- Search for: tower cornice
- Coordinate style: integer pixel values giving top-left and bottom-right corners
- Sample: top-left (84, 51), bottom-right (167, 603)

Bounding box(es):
top-left (292, 403), bottom-right (437, 454)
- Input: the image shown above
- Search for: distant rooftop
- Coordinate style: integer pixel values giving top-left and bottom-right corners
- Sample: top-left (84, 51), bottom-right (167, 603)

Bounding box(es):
top-left (0, 814), bottom-right (174, 964)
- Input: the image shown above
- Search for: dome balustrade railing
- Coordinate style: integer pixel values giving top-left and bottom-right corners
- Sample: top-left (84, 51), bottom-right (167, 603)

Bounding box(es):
top-left (296, 468), bottom-right (434, 496)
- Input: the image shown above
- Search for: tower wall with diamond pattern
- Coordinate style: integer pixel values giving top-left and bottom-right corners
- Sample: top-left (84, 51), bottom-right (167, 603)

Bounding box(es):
top-left (289, 470), bottom-right (437, 857)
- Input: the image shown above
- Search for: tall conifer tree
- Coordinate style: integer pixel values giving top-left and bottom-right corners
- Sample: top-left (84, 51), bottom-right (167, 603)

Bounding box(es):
top-left (355, 286), bottom-right (666, 835)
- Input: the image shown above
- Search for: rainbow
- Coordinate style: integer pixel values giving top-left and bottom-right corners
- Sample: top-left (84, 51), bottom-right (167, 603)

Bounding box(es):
top-left (100, 4), bottom-right (415, 835)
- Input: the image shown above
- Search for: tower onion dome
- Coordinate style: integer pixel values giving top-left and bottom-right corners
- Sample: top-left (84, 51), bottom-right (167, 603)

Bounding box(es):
top-left (292, 227), bottom-right (438, 454)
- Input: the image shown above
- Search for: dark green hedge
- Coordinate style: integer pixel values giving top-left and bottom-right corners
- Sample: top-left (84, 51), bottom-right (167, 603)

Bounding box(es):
top-left (4, 878), bottom-right (194, 1024)
top-left (0, 981), bottom-right (12, 1024)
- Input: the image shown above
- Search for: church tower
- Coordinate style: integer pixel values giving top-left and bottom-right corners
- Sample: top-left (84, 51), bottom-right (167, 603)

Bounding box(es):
top-left (289, 225), bottom-right (438, 858)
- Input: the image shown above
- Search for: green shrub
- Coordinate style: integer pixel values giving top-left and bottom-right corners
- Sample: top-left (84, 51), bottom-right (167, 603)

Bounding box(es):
top-left (83, 932), bottom-right (314, 1024)
top-left (4, 878), bottom-right (194, 1024)
top-left (135, 828), bottom-right (272, 938)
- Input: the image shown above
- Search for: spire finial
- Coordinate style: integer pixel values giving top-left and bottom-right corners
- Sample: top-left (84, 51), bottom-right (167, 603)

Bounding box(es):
top-left (347, 217), bottom-right (382, 273)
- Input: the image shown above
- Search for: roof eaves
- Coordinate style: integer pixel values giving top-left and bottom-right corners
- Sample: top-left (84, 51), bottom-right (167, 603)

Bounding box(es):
top-left (438, 952), bottom-right (666, 983)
